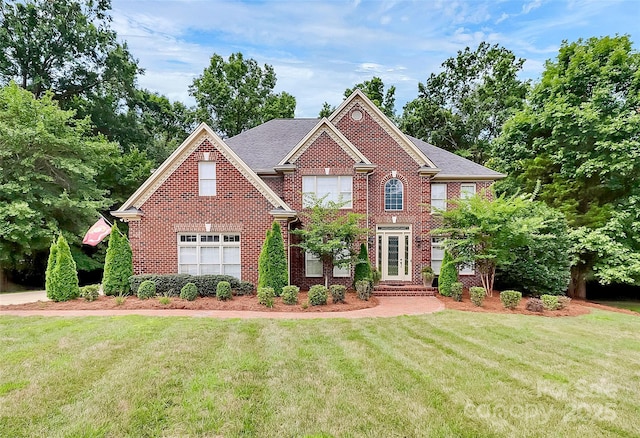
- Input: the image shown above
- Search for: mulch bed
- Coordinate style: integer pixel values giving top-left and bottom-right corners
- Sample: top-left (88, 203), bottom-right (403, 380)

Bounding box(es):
top-left (437, 289), bottom-right (638, 317)
top-left (0, 291), bottom-right (378, 313)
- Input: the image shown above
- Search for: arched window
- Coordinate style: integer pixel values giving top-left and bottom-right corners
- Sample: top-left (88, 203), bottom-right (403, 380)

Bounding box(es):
top-left (384, 178), bottom-right (403, 211)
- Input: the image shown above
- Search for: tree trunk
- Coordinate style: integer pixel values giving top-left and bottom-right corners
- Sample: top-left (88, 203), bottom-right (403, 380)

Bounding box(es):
top-left (0, 265), bottom-right (8, 293)
top-left (568, 267), bottom-right (587, 299)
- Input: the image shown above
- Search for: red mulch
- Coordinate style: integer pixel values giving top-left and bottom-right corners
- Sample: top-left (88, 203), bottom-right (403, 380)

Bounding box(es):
top-left (0, 291), bottom-right (378, 313)
top-left (438, 289), bottom-right (638, 317)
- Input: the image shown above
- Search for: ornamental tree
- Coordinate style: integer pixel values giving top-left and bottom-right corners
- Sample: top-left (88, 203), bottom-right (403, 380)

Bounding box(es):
top-left (291, 196), bottom-right (367, 287)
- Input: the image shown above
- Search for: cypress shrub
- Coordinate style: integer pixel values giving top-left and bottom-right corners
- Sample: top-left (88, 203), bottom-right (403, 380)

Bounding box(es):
top-left (49, 235), bottom-right (80, 302)
top-left (102, 223), bottom-right (133, 296)
top-left (438, 251), bottom-right (458, 297)
top-left (257, 228), bottom-right (271, 290)
top-left (45, 240), bottom-right (58, 300)
top-left (353, 243), bottom-right (372, 286)
top-left (267, 222), bottom-right (288, 296)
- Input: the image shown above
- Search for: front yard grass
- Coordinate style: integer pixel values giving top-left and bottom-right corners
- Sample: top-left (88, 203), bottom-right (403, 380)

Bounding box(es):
top-left (593, 300), bottom-right (640, 313)
top-left (1, 309), bottom-right (639, 437)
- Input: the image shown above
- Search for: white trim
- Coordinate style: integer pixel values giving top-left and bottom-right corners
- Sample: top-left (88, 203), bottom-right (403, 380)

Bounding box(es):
top-left (278, 118), bottom-right (371, 165)
top-left (431, 183), bottom-right (447, 212)
top-left (177, 232), bottom-right (241, 277)
top-left (114, 123), bottom-right (293, 214)
top-left (305, 251), bottom-right (323, 278)
top-left (329, 90), bottom-right (439, 169)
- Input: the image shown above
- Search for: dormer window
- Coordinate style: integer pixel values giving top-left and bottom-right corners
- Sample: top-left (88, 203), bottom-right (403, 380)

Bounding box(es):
top-left (384, 178), bottom-right (403, 211)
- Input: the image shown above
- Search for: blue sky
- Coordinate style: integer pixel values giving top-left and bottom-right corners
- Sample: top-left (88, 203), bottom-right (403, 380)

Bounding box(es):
top-left (111, 0), bottom-right (640, 118)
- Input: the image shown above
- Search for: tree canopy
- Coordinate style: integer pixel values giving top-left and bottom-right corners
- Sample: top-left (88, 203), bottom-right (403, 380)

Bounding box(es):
top-left (401, 42), bottom-right (528, 163)
top-left (0, 83), bottom-right (117, 290)
top-left (190, 52), bottom-right (296, 138)
top-left (344, 76), bottom-right (396, 118)
top-left (492, 35), bottom-right (640, 297)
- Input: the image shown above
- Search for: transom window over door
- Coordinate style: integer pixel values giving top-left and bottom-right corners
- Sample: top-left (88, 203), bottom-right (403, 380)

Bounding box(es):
top-left (384, 178), bottom-right (404, 211)
top-left (302, 175), bottom-right (352, 208)
top-left (178, 233), bottom-right (240, 278)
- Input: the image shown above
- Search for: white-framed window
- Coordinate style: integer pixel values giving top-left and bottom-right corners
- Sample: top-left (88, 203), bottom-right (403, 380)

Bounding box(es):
top-left (459, 262), bottom-right (475, 275)
top-left (461, 183), bottom-right (476, 199)
top-left (305, 251), bottom-right (323, 277)
top-left (384, 178), bottom-right (404, 211)
top-left (431, 183), bottom-right (447, 212)
top-left (302, 175), bottom-right (352, 208)
top-left (199, 162), bottom-right (217, 196)
top-left (333, 248), bottom-right (351, 277)
top-left (178, 233), bottom-right (240, 278)
top-left (431, 237), bottom-right (445, 274)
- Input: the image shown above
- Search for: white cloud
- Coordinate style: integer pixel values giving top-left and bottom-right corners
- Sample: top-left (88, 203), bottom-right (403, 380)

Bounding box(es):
top-left (522, 0), bottom-right (543, 14)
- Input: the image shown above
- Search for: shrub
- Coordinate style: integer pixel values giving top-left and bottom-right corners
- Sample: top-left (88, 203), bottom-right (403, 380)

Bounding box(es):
top-left (137, 280), bottom-right (156, 299)
top-left (355, 280), bottom-right (371, 301)
top-left (257, 222), bottom-right (288, 296)
top-left (557, 295), bottom-right (571, 309)
top-left (180, 282), bottom-right (198, 301)
top-left (526, 298), bottom-right (544, 313)
top-left (281, 285), bottom-right (299, 305)
top-left (438, 251), bottom-right (458, 297)
top-left (353, 243), bottom-right (372, 286)
top-left (114, 292), bottom-right (126, 306)
top-left (102, 223), bottom-right (133, 296)
top-left (129, 274), bottom-right (242, 297)
top-left (500, 290), bottom-right (522, 310)
top-left (308, 285), bottom-right (328, 306)
top-left (235, 281), bottom-right (255, 296)
top-left (45, 240), bottom-right (58, 298)
top-left (216, 281), bottom-right (232, 301)
top-left (329, 285), bottom-right (346, 304)
top-left (469, 286), bottom-right (485, 307)
top-left (79, 284), bottom-right (100, 302)
top-left (257, 287), bottom-right (275, 308)
top-left (450, 282), bottom-right (463, 302)
top-left (48, 235), bottom-right (80, 302)
top-left (371, 268), bottom-right (381, 285)
top-left (541, 294), bottom-right (560, 310)
top-left (158, 295), bottom-right (171, 305)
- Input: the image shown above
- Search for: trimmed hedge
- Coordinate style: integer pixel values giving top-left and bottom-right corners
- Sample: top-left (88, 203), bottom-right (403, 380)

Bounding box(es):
top-left (137, 280), bottom-right (156, 299)
top-left (257, 287), bottom-right (275, 308)
top-left (469, 286), bottom-right (485, 307)
top-left (308, 285), bottom-right (328, 306)
top-left (129, 274), bottom-right (251, 297)
top-left (450, 282), bottom-right (463, 302)
top-left (500, 290), bottom-right (522, 310)
top-left (355, 280), bottom-right (371, 301)
top-left (329, 285), bottom-right (346, 304)
top-left (526, 298), bottom-right (544, 312)
top-left (216, 281), bottom-right (232, 301)
top-left (281, 285), bottom-right (299, 305)
top-left (180, 282), bottom-right (198, 301)
top-left (541, 294), bottom-right (560, 310)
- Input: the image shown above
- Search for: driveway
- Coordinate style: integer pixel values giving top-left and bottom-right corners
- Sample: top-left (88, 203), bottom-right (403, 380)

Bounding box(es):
top-left (0, 290), bottom-right (48, 305)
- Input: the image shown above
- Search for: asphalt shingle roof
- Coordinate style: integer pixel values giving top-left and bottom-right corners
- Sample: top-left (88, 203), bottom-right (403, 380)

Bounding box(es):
top-left (225, 118), bottom-right (503, 178)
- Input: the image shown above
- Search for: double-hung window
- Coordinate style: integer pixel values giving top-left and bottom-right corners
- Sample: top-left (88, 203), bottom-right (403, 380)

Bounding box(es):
top-left (430, 183), bottom-right (447, 213)
top-left (431, 237), bottom-right (445, 274)
top-left (178, 233), bottom-right (241, 278)
top-left (302, 175), bottom-right (352, 208)
top-left (305, 249), bottom-right (351, 277)
top-left (199, 162), bottom-right (217, 196)
top-left (461, 183), bottom-right (476, 199)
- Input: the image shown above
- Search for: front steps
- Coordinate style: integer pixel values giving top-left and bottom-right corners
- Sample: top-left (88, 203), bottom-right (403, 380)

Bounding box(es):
top-left (373, 283), bottom-right (437, 297)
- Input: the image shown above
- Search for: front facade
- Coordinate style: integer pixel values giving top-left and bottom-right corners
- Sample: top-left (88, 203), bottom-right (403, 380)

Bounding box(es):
top-left (113, 90), bottom-right (503, 289)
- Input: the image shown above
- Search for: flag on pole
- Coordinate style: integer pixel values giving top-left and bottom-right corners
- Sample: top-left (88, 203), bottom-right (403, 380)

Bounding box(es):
top-left (82, 218), bottom-right (111, 246)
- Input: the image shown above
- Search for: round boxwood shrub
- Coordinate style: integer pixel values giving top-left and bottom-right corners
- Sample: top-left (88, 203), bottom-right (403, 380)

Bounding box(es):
top-left (308, 285), bottom-right (328, 306)
top-left (500, 290), bottom-right (522, 310)
top-left (180, 282), bottom-right (198, 301)
top-left (329, 285), bottom-right (346, 304)
top-left (79, 284), bottom-right (100, 302)
top-left (281, 285), bottom-right (299, 305)
top-left (257, 287), bottom-right (275, 307)
top-left (216, 281), bottom-right (232, 301)
top-left (541, 294), bottom-right (560, 310)
top-left (450, 282), bottom-right (463, 302)
top-left (469, 286), bottom-right (485, 307)
top-left (557, 296), bottom-right (571, 309)
top-left (137, 280), bottom-right (156, 299)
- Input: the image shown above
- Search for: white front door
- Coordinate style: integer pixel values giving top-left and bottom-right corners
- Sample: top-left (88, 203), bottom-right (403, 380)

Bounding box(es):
top-left (377, 225), bottom-right (412, 281)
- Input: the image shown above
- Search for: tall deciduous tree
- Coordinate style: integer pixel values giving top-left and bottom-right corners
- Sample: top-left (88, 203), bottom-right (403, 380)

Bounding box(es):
top-left (0, 83), bottom-right (117, 291)
top-left (291, 197), bottom-right (367, 287)
top-left (344, 77), bottom-right (396, 118)
top-left (401, 42), bottom-right (528, 163)
top-left (492, 35), bottom-right (640, 297)
top-left (190, 52), bottom-right (296, 138)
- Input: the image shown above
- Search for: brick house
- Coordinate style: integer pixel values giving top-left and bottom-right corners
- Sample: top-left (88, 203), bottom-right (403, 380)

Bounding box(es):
top-left (112, 90), bottom-right (503, 291)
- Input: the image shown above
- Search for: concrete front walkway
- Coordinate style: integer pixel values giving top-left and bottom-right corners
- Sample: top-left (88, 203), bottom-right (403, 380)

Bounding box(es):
top-left (0, 296), bottom-right (444, 319)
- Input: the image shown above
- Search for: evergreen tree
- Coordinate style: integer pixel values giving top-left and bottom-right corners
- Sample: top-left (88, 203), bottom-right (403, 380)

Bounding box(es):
top-left (49, 235), bottom-right (79, 302)
top-left (102, 223), bottom-right (132, 296)
top-left (438, 251), bottom-right (458, 297)
top-left (267, 222), bottom-right (288, 296)
top-left (45, 240), bottom-right (58, 300)
top-left (257, 228), bottom-right (272, 290)
top-left (353, 243), bottom-right (372, 285)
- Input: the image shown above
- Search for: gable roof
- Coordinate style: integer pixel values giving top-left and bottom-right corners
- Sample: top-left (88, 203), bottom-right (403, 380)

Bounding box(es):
top-left (278, 118), bottom-right (372, 165)
top-left (113, 123), bottom-right (293, 217)
top-left (409, 136), bottom-right (505, 180)
top-left (329, 89), bottom-right (439, 170)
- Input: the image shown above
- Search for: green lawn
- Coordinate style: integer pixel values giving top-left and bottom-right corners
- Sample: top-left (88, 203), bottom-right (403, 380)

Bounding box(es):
top-left (594, 301), bottom-right (640, 313)
top-left (1, 310), bottom-right (639, 437)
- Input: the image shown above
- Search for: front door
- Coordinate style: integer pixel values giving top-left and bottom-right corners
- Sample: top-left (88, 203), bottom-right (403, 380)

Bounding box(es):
top-left (377, 225), bottom-right (412, 281)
